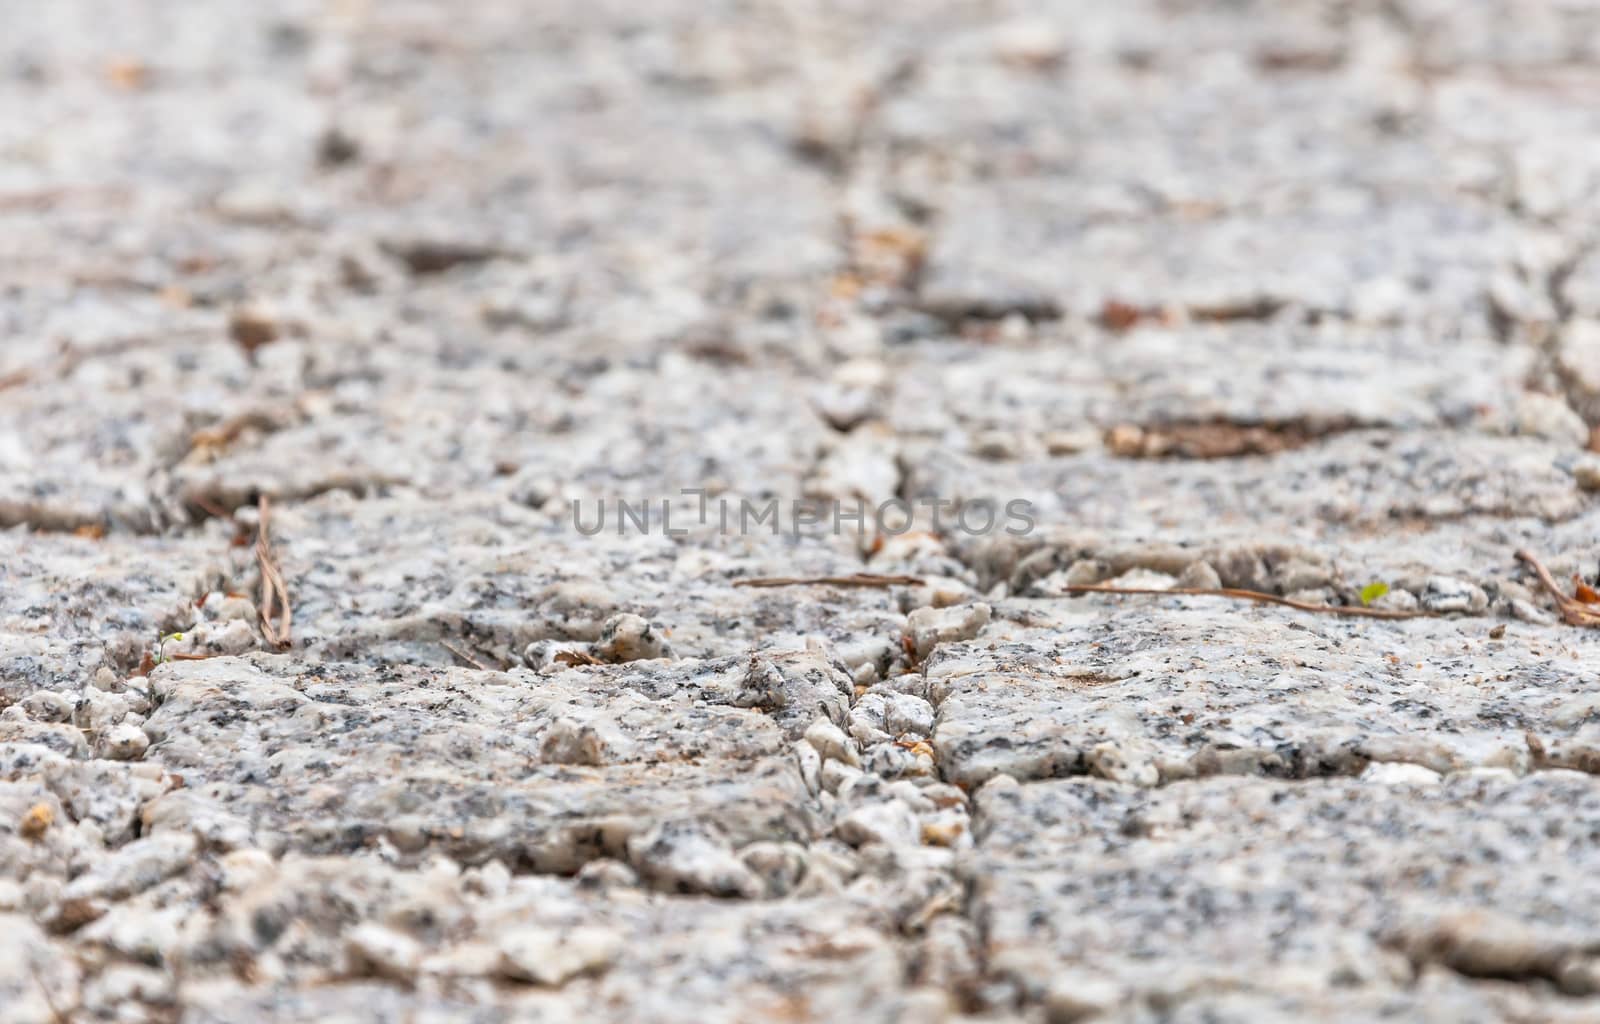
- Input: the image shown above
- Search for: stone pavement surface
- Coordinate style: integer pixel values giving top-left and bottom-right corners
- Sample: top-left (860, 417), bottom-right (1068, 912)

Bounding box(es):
top-left (5, 0), bottom-right (1600, 1021)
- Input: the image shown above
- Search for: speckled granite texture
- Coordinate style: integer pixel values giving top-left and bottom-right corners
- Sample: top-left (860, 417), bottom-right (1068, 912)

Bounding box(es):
top-left (5, 1), bottom-right (1600, 1021)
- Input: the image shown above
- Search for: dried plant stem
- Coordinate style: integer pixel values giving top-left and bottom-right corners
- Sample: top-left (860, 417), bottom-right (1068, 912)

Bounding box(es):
top-left (733, 574), bottom-right (925, 589)
top-left (1054, 583), bottom-right (1427, 619)
top-left (441, 640), bottom-right (498, 671)
top-left (256, 496), bottom-right (292, 647)
top-left (1515, 549), bottom-right (1600, 627)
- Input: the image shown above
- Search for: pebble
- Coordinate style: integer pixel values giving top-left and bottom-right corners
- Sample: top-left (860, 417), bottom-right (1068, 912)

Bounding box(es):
top-left (625, 821), bottom-right (761, 898)
top-left (918, 783), bottom-right (969, 810)
top-left (594, 613), bottom-right (671, 663)
top-left (1063, 559), bottom-right (1112, 587)
top-left (972, 430), bottom-right (1032, 461)
top-left (835, 799), bottom-right (920, 849)
top-left (804, 718), bottom-right (860, 767)
top-left (1373, 588), bottom-right (1421, 612)
top-left (1176, 560), bottom-right (1223, 590)
top-left (496, 926), bottom-right (622, 986)
top-left (1574, 456), bottom-right (1600, 492)
top-left (1087, 741), bottom-right (1159, 788)
top-left (1199, 552), bottom-right (1264, 595)
top-left (204, 593), bottom-right (258, 622)
top-left (574, 859), bottom-right (640, 892)
top-left (228, 305), bottom-right (281, 354)
top-left (847, 702), bottom-right (891, 746)
top-left (832, 636), bottom-right (895, 675)
top-left (793, 739), bottom-right (823, 795)
top-left (918, 809), bottom-right (970, 849)
top-left (1509, 598), bottom-right (1557, 625)
top-left (1511, 392), bottom-right (1588, 447)
top-left (1420, 576), bottom-right (1489, 614)
top-left (812, 359), bottom-right (888, 431)
top-left (1360, 762), bottom-right (1444, 786)
top-left (99, 723), bottom-right (150, 761)
top-left (541, 716), bottom-right (633, 766)
top-left (738, 841), bottom-right (808, 896)
top-left (1275, 559), bottom-right (1331, 593)
top-left (883, 693), bottom-right (935, 738)
top-left (75, 690), bottom-right (131, 734)
top-left (991, 18), bottom-right (1068, 69)
top-left (464, 860), bottom-right (512, 899)
top-left (734, 656), bottom-right (788, 710)
top-left (821, 759), bottom-right (864, 795)
top-left (21, 691), bottom-right (71, 723)
top-left (1042, 427), bottom-right (1101, 455)
top-left (186, 618), bottom-right (258, 656)
top-left (523, 639), bottom-right (591, 670)
top-left (905, 603), bottom-right (991, 659)
top-left (346, 923), bottom-right (422, 980)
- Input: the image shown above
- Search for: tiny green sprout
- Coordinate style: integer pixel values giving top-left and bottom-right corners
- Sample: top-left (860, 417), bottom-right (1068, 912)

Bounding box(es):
top-left (156, 632), bottom-right (185, 664)
top-left (1359, 582), bottom-right (1390, 607)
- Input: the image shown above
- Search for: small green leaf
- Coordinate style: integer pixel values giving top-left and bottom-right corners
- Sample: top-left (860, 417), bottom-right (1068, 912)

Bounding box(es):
top-left (1359, 581), bottom-right (1390, 606)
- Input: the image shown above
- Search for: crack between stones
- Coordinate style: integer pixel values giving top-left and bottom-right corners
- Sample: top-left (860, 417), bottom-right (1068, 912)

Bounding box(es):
top-left (1540, 233), bottom-right (1600, 432)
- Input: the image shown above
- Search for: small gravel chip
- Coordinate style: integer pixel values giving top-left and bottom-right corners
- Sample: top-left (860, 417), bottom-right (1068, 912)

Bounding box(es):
top-left (100, 723), bottom-right (150, 761)
top-left (346, 923), bottom-right (422, 980)
top-left (496, 926), bottom-right (622, 986)
top-left (1575, 456), bottom-right (1600, 492)
top-left (804, 718), bottom-right (859, 767)
top-left (19, 802), bottom-right (53, 839)
top-left (22, 691), bottom-right (72, 723)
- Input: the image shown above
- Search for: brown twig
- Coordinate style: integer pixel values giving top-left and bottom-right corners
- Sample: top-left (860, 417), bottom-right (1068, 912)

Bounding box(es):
top-left (441, 640), bottom-right (501, 671)
top-left (1054, 583), bottom-right (1427, 619)
top-left (735, 573), bottom-right (1424, 618)
top-left (166, 652), bottom-right (224, 662)
top-left (255, 496), bottom-right (292, 647)
top-left (733, 574), bottom-right (926, 589)
top-left (189, 414), bottom-right (261, 452)
top-left (553, 649), bottom-right (603, 667)
top-left (189, 408), bottom-right (296, 455)
top-left (189, 492), bottom-right (232, 522)
top-left (1515, 549), bottom-right (1600, 627)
